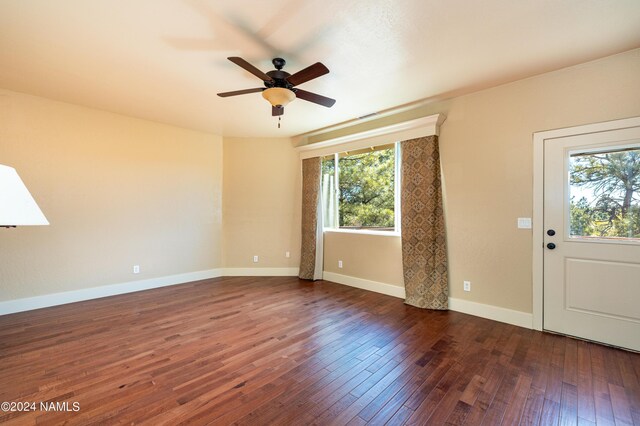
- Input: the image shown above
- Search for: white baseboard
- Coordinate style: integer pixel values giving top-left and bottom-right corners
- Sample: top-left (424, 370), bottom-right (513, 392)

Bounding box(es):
top-left (322, 271), bottom-right (406, 299)
top-left (448, 297), bottom-right (533, 329)
top-left (0, 267), bottom-right (300, 316)
top-left (1, 268), bottom-right (533, 330)
top-left (0, 269), bottom-right (223, 316)
top-left (322, 271), bottom-right (532, 329)
top-left (222, 267), bottom-right (299, 276)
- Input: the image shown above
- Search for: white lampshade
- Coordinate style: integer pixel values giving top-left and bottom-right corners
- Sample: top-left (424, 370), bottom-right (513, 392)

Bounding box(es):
top-left (262, 87), bottom-right (296, 107)
top-left (0, 164), bottom-right (49, 226)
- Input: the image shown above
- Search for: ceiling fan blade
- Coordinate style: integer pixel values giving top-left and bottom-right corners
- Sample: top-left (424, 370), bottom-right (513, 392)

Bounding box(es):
top-left (272, 105), bottom-right (284, 116)
top-left (294, 89), bottom-right (336, 107)
top-left (228, 57), bottom-right (273, 82)
top-left (286, 62), bottom-right (329, 86)
top-left (217, 88), bottom-right (264, 97)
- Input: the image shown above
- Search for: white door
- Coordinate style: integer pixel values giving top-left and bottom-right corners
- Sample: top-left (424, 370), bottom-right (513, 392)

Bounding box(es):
top-left (544, 125), bottom-right (640, 351)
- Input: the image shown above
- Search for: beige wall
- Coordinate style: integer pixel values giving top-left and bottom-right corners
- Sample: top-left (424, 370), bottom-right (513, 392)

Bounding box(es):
top-left (222, 137), bottom-right (301, 269)
top-left (324, 231), bottom-right (403, 286)
top-left (319, 49), bottom-right (640, 314)
top-left (0, 89), bottom-right (223, 301)
top-left (3, 49), bottom-right (639, 316)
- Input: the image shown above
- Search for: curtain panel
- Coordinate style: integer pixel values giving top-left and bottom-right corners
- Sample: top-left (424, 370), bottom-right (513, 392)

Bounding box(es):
top-left (401, 135), bottom-right (449, 309)
top-left (299, 157), bottom-right (323, 280)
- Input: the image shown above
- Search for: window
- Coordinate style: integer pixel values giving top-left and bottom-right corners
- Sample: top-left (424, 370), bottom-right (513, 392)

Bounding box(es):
top-left (322, 143), bottom-right (400, 232)
top-left (569, 145), bottom-right (640, 241)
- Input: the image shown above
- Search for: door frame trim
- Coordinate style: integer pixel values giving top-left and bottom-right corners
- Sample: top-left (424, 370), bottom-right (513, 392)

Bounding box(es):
top-left (532, 116), bottom-right (640, 331)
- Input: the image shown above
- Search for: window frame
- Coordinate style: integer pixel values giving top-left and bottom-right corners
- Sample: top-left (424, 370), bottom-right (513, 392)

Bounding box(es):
top-left (296, 113), bottom-right (445, 238)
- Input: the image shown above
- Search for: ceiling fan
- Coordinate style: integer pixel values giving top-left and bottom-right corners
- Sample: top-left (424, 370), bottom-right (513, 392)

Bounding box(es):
top-left (217, 57), bottom-right (336, 118)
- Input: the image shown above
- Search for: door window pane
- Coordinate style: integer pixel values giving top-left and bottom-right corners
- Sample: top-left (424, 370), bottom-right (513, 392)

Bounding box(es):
top-left (569, 146), bottom-right (640, 240)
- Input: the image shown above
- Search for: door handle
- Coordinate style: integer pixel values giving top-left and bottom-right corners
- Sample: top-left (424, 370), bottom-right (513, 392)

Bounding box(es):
top-left (547, 243), bottom-right (556, 250)
top-left (547, 229), bottom-right (556, 236)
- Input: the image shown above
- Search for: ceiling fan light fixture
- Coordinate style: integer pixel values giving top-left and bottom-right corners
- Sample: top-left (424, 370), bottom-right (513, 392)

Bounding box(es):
top-left (262, 87), bottom-right (295, 107)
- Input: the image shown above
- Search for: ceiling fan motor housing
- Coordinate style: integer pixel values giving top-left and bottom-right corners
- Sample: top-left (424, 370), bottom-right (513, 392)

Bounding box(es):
top-left (265, 71), bottom-right (292, 89)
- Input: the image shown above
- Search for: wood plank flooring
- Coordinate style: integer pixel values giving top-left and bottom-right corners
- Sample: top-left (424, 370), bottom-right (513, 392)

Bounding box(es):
top-left (0, 276), bottom-right (639, 425)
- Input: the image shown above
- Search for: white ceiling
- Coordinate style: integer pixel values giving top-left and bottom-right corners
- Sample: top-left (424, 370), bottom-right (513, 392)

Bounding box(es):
top-left (1, 0), bottom-right (639, 138)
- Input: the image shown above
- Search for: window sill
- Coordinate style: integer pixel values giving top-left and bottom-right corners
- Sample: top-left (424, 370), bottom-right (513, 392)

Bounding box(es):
top-left (323, 228), bottom-right (401, 237)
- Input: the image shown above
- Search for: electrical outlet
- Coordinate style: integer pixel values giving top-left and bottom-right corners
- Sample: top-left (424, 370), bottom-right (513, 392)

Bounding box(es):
top-left (253, 255), bottom-right (259, 263)
top-left (464, 281), bottom-right (471, 292)
top-left (133, 265), bottom-right (140, 274)
top-left (338, 260), bottom-right (343, 268)
top-left (285, 251), bottom-right (290, 258)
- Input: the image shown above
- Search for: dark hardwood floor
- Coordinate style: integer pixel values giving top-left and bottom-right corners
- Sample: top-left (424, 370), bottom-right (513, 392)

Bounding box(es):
top-left (0, 276), bottom-right (638, 425)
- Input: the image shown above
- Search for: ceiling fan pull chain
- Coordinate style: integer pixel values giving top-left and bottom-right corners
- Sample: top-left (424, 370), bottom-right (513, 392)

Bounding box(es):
top-left (278, 116), bottom-right (281, 129)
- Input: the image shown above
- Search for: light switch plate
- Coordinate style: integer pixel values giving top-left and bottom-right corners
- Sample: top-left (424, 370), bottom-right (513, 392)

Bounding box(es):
top-left (517, 217), bottom-right (532, 229)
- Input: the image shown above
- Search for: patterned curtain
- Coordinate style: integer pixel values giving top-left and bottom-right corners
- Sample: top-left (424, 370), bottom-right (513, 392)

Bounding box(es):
top-left (299, 157), bottom-right (323, 280)
top-left (401, 135), bottom-right (448, 309)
